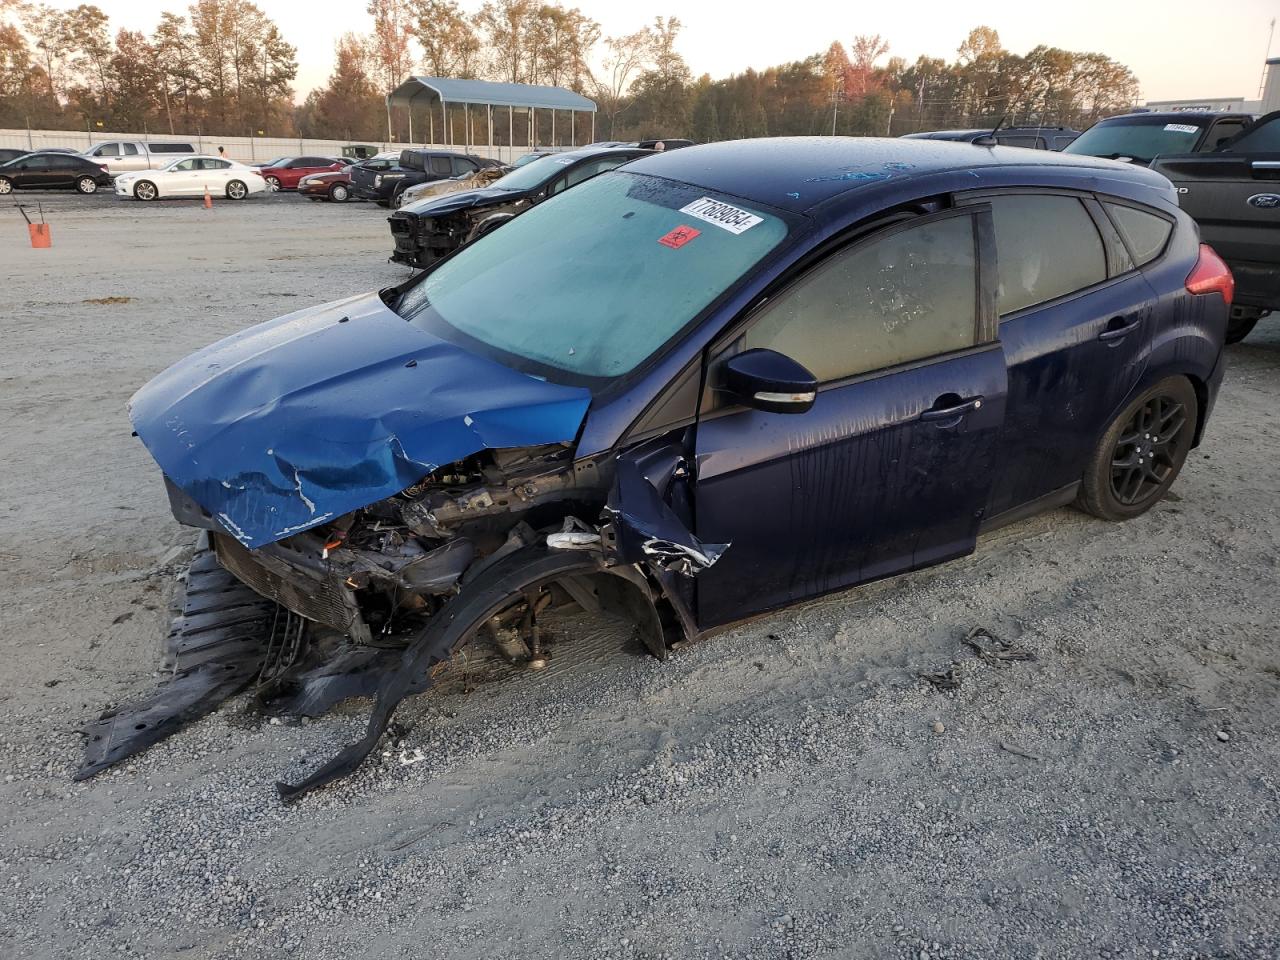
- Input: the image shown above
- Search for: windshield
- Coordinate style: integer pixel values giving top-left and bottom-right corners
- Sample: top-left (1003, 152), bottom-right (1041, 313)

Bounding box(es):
top-left (1064, 117), bottom-right (1205, 163)
top-left (261, 156), bottom-right (290, 167)
top-left (489, 153), bottom-right (579, 191)
top-left (512, 152), bottom-right (545, 167)
top-left (398, 171), bottom-right (790, 381)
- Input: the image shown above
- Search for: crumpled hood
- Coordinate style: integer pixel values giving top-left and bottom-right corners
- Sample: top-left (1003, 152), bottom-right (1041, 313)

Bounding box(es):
top-left (129, 291), bottom-right (591, 549)
top-left (399, 186), bottom-right (515, 218)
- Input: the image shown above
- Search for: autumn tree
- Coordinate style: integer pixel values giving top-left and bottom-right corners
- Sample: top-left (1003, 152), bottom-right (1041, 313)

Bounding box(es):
top-left (367, 0), bottom-right (413, 91)
top-left (313, 33), bottom-right (382, 139)
top-left (848, 33), bottom-right (888, 95)
top-left (109, 29), bottom-right (159, 129)
top-left (591, 27), bottom-right (651, 138)
top-left (414, 0), bottom-right (480, 78)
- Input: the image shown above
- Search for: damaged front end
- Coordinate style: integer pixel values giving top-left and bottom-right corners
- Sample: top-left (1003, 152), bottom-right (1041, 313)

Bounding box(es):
top-left (389, 190), bottom-right (532, 269)
top-left (84, 293), bottom-right (724, 799)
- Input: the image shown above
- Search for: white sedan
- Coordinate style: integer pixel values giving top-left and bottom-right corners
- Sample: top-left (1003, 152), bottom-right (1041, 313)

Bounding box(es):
top-left (114, 156), bottom-right (268, 201)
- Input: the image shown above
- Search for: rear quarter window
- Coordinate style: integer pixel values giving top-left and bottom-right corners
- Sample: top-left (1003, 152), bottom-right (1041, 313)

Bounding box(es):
top-left (987, 194), bottom-right (1108, 315)
top-left (1104, 202), bottom-right (1173, 265)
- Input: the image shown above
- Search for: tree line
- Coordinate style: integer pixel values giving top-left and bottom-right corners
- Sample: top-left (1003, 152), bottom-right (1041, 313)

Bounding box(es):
top-left (0, 0), bottom-right (1139, 143)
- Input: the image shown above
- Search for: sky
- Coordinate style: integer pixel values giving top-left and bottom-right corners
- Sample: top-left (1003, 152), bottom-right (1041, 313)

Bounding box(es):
top-left (61, 0), bottom-right (1280, 104)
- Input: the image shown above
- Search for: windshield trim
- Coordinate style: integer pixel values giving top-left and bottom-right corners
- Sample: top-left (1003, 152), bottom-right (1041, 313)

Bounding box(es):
top-left (393, 171), bottom-right (806, 396)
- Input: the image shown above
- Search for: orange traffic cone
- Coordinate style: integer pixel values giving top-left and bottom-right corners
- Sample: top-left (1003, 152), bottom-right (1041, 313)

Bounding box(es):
top-left (203, 186), bottom-right (212, 209)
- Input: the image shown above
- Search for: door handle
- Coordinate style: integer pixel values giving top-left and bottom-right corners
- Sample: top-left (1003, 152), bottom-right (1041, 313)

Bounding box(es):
top-left (1098, 315), bottom-right (1141, 341)
top-left (920, 395), bottom-right (984, 422)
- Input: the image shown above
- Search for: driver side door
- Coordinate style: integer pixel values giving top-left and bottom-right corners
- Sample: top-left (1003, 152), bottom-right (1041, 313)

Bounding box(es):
top-left (166, 158), bottom-right (203, 196)
top-left (692, 208), bottom-right (1009, 627)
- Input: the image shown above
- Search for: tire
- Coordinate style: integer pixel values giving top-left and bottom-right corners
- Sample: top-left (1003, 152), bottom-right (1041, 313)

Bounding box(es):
top-left (329, 183), bottom-right (349, 202)
top-left (76, 176), bottom-right (98, 194)
top-left (134, 180), bottom-right (158, 201)
top-left (0, 177), bottom-right (11, 195)
top-left (1225, 306), bottom-right (1265, 344)
top-left (225, 179), bottom-right (248, 200)
top-left (1077, 376), bottom-right (1199, 522)
top-left (265, 176), bottom-right (281, 190)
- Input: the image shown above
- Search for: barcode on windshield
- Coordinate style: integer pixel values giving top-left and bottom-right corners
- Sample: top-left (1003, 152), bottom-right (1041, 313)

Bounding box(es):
top-left (679, 197), bottom-right (763, 235)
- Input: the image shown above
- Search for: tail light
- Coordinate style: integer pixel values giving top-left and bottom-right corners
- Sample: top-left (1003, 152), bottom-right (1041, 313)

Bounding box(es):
top-left (1185, 243), bottom-right (1234, 306)
top-left (99, 164), bottom-right (109, 173)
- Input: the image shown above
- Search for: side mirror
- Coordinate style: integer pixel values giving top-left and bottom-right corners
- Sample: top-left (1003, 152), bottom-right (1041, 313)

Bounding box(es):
top-left (720, 348), bottom-right (818, 415)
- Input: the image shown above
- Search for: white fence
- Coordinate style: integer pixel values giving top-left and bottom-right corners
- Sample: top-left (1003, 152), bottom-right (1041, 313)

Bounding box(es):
top-left (0, 128), bottom-right (556, 164)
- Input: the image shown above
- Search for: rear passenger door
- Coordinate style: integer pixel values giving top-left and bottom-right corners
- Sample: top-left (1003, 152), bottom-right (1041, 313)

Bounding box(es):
top-left (692, 209), bottom-right (1008, 625)
top-left (46, 155), bottom-right (81, 187)
top-left (962, 190), bottom-right (1161, 520)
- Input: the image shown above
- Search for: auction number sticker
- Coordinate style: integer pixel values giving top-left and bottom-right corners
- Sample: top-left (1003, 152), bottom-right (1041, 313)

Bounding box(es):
top-left (679, 197), bottom-right (763, 235)
top-left (1164, 123), bottom-right (1199, 134)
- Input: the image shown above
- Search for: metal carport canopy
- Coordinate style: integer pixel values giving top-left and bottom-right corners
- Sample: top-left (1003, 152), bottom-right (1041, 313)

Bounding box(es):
top-left (387, 77), bottom-right (596, 113)
top-left (387, 77), bottom-right (597, 161)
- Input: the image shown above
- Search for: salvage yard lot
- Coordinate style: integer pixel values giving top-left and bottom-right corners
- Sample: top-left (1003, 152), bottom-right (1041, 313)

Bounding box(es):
top-left (2, 192), bottom-right (1278, 960)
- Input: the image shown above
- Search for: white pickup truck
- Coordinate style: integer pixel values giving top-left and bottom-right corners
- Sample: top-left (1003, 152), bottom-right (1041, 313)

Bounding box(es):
top-left (80, 140), bottom-right (198, 174)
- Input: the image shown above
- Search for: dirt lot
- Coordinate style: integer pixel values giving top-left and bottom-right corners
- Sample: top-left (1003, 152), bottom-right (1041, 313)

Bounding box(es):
top-left (1, 189), bottom-right (1278, 960)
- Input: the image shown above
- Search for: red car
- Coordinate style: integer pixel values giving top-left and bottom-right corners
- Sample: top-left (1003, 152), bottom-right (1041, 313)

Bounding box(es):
top-left (255, 155), bottom-right (345, 191)
top-left (297, 154), bottom-right (398, 202)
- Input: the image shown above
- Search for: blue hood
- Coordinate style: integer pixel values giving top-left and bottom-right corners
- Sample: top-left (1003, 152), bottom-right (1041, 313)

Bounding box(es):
top-left (129, 292), bottom-right (591, 548)
top-left (400, 186), bottom-right (516, 218)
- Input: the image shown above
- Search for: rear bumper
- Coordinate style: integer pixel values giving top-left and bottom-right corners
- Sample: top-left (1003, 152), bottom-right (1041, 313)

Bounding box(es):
top-left (1224, 259), bottom-right (1280, 311)
top-left (1199, 338), bottom-right (1227, 444)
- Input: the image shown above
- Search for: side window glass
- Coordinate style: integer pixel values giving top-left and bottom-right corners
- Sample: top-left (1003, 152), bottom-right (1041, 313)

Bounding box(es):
top-left (1222, 117), bottom-right (1280, 153)
top-left (94, 143), bottom-right (116, 156)
top-left (1105, 202), bottom-right (1173, 266)
top-left (122, 143), bottom-right (139, 156)
top-left (736, 214), bottom-right (979, 383)
top-left (565, 158), bottom-right (625, 189)
top-left (452, 158), bottom-right (478, 175)
top-left (429, 156), bottom-right (453, 175)
top-left (987, 195), bottom-right (1107, 315)
top-left (174, 158), bottom-right (198, 171)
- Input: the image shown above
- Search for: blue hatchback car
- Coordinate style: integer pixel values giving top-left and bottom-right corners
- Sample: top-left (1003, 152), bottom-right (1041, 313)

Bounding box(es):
top-left (115, 137), bottom-right (1232, 797)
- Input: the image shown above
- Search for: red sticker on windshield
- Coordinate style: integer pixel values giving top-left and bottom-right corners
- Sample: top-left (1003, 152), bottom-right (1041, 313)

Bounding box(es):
top-left (658, 225), bottom-right (700, 249)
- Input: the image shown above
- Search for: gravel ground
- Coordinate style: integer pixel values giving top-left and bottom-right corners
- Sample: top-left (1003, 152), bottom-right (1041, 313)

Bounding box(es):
top-left (1, 189), bottom-right (1278, 960)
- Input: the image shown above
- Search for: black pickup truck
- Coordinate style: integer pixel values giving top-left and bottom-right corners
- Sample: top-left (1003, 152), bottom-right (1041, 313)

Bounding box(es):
top-left (1151, 111), bottom-right (1280, 342)
top-left (349, 148), bottom-right (492, 206)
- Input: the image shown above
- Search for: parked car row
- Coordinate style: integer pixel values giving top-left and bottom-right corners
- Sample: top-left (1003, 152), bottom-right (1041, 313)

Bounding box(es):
top-left (388, 144), bottom-right (653, 268)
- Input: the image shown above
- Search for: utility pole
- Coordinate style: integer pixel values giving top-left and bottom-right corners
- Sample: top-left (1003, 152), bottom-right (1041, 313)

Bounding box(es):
top-left (1259, 18), bottom-right (1277, 99)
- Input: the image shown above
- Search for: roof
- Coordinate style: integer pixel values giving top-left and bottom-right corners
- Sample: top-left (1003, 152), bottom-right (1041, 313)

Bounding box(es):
top-left (387, 77), bottom-right (596, 113)
top-left (622, 136), bottom-right (1169, 215)
top-left (1100, 111), bottom-right (1236, 121)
